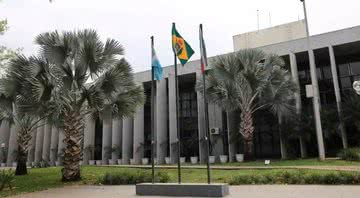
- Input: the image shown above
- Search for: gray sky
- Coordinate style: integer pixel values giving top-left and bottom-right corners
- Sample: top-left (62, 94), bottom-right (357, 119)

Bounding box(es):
top-left (1, 0), bottom-right (360, 72)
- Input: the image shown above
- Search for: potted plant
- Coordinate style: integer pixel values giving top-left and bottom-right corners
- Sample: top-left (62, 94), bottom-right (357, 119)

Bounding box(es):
top-left (236, 154), bottom-right (244, 162)
top-left (84, 145), bottom-right (95, 165)
top-left (165, 157), bottom-right (171, 165)
top-left (130, 158), bottom-right (135, 165)
top-left (0, 145), bottom-right (7, 167)
top-left (111, 145), bottom-right (122, 165)
top-left (190, 156), bottom-right (198, 164)
top-left (180, 157), bottom-right (186, 164)
top-left (200, 136), bottom-right (216, 164)
top-left (142, 158), bottom-right (149, 165)
top-left (220, 155), bottom-right (228, 163)
top-left (103, 146), bottom-right (112, 165)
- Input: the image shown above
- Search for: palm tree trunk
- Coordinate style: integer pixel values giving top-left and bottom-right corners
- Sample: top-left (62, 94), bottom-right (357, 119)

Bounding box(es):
top-left (278, 114), bottom-right (288, 160)
top-left (15, 145), bottom-right (27, 175)
top-left (62, 110), bottom-right (83, 182)
top-left (299, 135), bottom-right (308, 158)
top-left (15, 128), bottom-right (31, 175)
top-left (240, 110), bottom-right (254, 161)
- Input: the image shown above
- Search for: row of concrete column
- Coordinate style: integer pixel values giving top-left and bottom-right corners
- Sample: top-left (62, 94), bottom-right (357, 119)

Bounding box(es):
top-left (0, 119), bottom-right (65, 166)
top-left (82, 71), bottom-right (224, 165)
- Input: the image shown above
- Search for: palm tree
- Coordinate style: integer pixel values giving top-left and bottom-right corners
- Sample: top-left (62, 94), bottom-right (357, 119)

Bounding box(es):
top-left (197, 49), bottom-right (296, 160)
top-left (32, 29), bottom-right (144, 181)
top-left (0, 55), bottom-right (50, 175)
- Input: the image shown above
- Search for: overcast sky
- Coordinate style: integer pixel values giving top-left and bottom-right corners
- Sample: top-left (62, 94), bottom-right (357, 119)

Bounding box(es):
top-left (1, 0), bottom-right (360, 72)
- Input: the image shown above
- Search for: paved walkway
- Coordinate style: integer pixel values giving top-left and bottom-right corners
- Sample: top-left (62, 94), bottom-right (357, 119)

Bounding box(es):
top-left (103, 164), bottom-right (360, 172)
top-left (8, 185), bottom-right (360, 198)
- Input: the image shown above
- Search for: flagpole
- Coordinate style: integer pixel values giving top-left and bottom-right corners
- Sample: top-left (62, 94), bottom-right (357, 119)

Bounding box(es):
top-left (200, 24), bottom-right (211, 184)
top-left (173, 23), bottom-right (182, 184)
top-left (150, 36), bottom-right (156, 184)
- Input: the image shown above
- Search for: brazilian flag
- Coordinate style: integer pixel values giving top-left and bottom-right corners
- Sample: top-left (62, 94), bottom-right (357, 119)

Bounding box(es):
top-left (172, 23), bottom-right (195, 66)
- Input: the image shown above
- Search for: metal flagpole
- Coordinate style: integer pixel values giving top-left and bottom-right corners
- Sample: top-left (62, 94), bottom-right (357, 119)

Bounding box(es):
top-left (173, 23), bottom-right (182, 184)
top-left (300, 0), bottom-right (325, 160)
top-left (150, 36), bottom-right (156, 184)
top-left (200, 24), bottom-right (211, 184)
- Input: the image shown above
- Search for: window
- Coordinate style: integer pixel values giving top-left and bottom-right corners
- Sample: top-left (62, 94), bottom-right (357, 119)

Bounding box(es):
top-left (322, 66), bottom-right (332, 79)
top-left (338, 63), bottom-right (350, 76)
top-left (350, 62), bottom-right (360, 75)
top-left (340, 77), bottom-right (352, 89)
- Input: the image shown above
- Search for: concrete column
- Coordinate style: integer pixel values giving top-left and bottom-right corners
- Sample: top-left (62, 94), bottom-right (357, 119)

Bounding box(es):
top-left (133, 107), bottom-right (144, 164)
top-left (168, 73), bottom-right (178, 164)
top-left (42, 122), bottom-right (52, 162)
top-left (329, 45), bottom-right (348, 149)
top-left (122, 118), bottom-right (133, 164)
top-left (7, 123), bottom-right (18, 166)
top-left (111, 118), bottom-right (122, 160)
top-left (196, 73), bottom-right (206, 164)
top-left (57, 128), bottom-right (65, 163)
top-left (83, 116), bottom-right (95, 164)
top-left (226, 111), bottom-right (237, 162)
top-left (309, 49), bottom-right (326, 160)
top-left (0, 121), bottom-right (10, 163)
top-left (49, 126), bottom-right (59, 165)
top-left (290, 52), bottom-right (307, 158)
top-left (102, 112), bottom-right (112, 164)
top-left (208, 103), bottom-right (224, 157)
top-left (27, 126), bottom-right (37, 163)
top-left (156, 80), bottom-right (168, 164)
top-left (34, 120), bottom-right (44, 163)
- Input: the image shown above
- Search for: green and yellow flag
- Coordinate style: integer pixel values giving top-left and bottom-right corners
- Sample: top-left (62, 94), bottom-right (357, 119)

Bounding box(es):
top-left (172, 23), bottom-right (195, 66)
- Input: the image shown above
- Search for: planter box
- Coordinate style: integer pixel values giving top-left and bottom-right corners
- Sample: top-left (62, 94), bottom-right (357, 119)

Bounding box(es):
top-left (79, 161), bottom-right (83, 166)
top-left (190, 157), bottom-right (198, 164)
top-left (165, 157), bottom-right (171, 165)
top-left (220, 155), bottom-right (228, 164)
top-left (180, 157), bottom-right (186, 164)
top-left (142, 158), bottom-right (149, 165)
top-left (235, 154), bottom-right (244, 162)
top-left (109, 159), bottom-right (116, 165)
top-left (89, 160), bottom-right (96, 166)
top-left (1, 163), bottom-right (6, 167)
top-left (117, 159), bottom-right (122, 165)
top-left (209, 156), bottom-right (216, 164)
top-left (55, 161), bottom-right (61, 166)
top-left (96, 160), bottom-right (102, 166)
top-left (12, 162), bottom-right (17, 167)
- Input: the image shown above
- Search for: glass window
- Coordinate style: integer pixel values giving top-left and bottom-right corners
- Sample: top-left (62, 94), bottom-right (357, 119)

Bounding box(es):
top-left (340, 77), bottom-right (352, 89)
top-left (350, 62), bottom-right (360, 75)
top-left (316, 68), bottom-right (322, 80)
top-left (322, 66), bottom-right (332, 79)
top-left (338, 63), bottom-right (350, 76)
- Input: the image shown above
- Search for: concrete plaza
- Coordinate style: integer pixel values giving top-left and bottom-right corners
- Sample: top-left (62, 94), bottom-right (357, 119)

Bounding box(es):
top-left (8, 185), bottom-right (360, 198)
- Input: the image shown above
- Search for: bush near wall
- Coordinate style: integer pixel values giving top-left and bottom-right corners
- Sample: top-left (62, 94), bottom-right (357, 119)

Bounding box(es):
top-left (0, 170), bottom-right (14, 191)
top-left (98, 171), bottom-right (170, 185)
top-left (229, 170), bottom-right (360, 185)
top-left (337, 148), bottom-right (360, 161)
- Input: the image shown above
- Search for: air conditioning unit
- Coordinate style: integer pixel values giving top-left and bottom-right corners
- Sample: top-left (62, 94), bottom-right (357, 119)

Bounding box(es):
top-left (210, 128), bottom-right (220, 135)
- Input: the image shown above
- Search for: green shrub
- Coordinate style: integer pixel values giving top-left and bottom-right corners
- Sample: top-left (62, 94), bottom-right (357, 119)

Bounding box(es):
top-left (229, 170), bottom-right (360, 185)
top-left (98, 171), bottom-right (170, 185)
top-left (0, 170), bottom-right (14, 191)
top-left (337, 148), bottom-right (360, 161)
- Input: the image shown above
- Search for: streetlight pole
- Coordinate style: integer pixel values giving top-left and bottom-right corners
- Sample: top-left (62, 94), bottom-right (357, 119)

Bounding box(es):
top-left (300, 0), bottom-right (326, 160)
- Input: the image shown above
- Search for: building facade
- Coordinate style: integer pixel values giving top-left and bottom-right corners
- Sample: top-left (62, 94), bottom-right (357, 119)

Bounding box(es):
top-left (1, 22), bottom-right (360, 165)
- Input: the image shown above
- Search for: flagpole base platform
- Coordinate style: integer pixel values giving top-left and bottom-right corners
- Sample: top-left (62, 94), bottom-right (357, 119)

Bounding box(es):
top-left (136, 183), bottom-right (230, 197)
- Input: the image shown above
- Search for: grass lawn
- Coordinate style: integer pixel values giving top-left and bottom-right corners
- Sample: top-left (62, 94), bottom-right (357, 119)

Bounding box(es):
top-left (1, 165), bottom-right (360, 197)
top-left (215, 158), bottom-right (360, 167)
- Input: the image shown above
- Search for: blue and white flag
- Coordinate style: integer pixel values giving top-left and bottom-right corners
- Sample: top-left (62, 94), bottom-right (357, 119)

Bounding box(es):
top-left (152, 46), bottom-right (163, 81)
